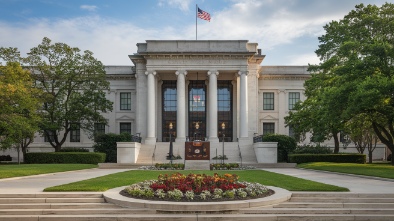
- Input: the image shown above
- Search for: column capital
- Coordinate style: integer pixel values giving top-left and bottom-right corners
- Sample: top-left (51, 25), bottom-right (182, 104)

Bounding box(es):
top-left (145, 71), bottom-right (157, 76)
top-left (238, 71), bottom-right (248, 76)
top-left (207, 71), bottom-right (219, 77)
top-left (175, 70), bottom-right (188, 76)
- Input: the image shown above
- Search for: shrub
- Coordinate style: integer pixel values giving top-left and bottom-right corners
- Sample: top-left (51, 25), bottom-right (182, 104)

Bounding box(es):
top-left (288, 154), bottom-right (366, 164)
top-left (210, 163), bottom-right (239, 170)
top-left (155, 163), bottom-right (184, 170)
top-left (388, 154), bottom-right (392, 162)
top-left (58, 147), bottom-right (89, 152)
top-left (93, 133), bottom-right (132, 162)
top-left (292, 144), bottom-right (333, 154)
top-left (262, 134), bottom-right (297, 162)
top-left (0, 155), bottom-right (12, 161)
top-left (25, 152), bottom-right (106, 164)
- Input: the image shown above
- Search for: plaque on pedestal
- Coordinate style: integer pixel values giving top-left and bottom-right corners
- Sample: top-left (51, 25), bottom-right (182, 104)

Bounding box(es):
top-left (185, 141), bottom-right (210, 160)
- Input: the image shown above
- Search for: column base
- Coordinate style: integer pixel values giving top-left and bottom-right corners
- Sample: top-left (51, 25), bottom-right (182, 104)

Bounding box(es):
top-left (175, 137), bottom-right (186, 143)
top-left (144, 137), bottom-right (157, 145)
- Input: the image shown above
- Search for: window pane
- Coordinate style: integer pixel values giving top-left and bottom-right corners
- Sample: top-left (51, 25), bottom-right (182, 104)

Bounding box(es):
top-left (263, 92), bottom-right (274, 110)
top-left (120, 122), bottom-right (131, 134)
top-left (120, 92), bottom-right (131, 110)
top-left (263, 123), bottom-right (275, 135)
top-left (44, 131), bottom-right (55, 142)
top-left (289, 92), bottom-right (300, 110)
top-left (94, 123), bottom-right (106, 135)
top-left (70, 123), bottom-right (80, 142)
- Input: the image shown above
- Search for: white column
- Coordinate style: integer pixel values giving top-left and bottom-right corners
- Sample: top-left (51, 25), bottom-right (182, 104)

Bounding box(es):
top-left (239, 71), bottom-right (248, 138)
top-left (176, 71), bottom-right (187, 142)
top-left (278, 90), bottom-right (286, 134)
top-left (145, 71), bottom-right (156, 145)
top-left (208, 71), bottom-right (219, 142)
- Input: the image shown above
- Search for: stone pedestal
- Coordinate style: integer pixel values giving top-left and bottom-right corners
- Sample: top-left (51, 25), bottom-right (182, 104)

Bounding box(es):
top-left (253, 142), bottom-right (278, 163)
top-left (117, 142), bottom-right (141, 163)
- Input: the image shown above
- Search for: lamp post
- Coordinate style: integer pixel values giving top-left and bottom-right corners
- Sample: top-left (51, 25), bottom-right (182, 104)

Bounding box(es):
top-left (195, 122), bottom-right (200, 141)
top-left (169, 122), bottom-right (173, 166)
top-left (221, 122), bottom-right (225, 165)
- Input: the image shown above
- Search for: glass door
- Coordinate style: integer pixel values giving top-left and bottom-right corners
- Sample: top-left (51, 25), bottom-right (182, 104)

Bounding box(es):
top-left (188, 80), bottom-right (206, 140)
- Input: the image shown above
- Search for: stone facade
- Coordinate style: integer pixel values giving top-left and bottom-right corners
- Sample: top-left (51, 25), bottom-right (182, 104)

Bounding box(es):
top-left (1, 40), bottom-right (389, 162)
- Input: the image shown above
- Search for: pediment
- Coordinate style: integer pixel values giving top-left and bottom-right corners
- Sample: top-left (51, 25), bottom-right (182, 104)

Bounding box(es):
top-left (116, 115), bottom-right (133, 120)
top-left (262, 115), bottom-right (278, 120)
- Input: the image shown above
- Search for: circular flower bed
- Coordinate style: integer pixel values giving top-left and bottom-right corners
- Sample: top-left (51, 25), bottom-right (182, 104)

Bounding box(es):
top-left (123, 173), bottom-right (273, 201)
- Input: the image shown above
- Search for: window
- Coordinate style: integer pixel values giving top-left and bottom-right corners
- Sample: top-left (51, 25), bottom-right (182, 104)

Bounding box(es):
top-left (263, 123), bottom-right (275, 135)
top-left (162, 81), bottom-right (177, 142)
top-left (218, 81), bottom-right (233, 142)
top-left (70, 123), bottom-right (80, 142)
top-left (120, 92), bottom-right (131, 110)
top-left (120, 122), bottom-right (131, 134)
top-left (94, 123), bottom-right (106, 135)
top-left (289, 125), bottom-right (295, 138)
top-left (263, 92), bottom-right (274, 110)
top-left (289, 92), bottom-right (300, 110)
top-left (44, 131), bottom-right (55, 142)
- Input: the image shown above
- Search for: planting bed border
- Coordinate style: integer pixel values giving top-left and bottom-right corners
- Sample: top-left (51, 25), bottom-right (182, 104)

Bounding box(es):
top-left (103, 186), bottom-right (291, 212)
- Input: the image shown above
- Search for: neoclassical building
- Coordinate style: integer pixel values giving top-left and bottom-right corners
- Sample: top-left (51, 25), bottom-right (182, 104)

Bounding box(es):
top-left (5, 40), bottom-right (387, 162)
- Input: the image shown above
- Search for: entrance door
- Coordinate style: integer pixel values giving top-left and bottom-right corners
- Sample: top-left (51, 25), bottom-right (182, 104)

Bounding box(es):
top-left (188, 80), bottom-right (206, 140)
top-left (162, 81), bottom-right (177, 142)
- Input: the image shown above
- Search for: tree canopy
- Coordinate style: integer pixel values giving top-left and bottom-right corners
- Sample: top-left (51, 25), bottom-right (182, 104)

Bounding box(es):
top-left (285, 3), bottom-right (394, 163)
top-left (0, 61), bottom-right (42, 151)
top-left (1, 37), bottom-right (113, 151)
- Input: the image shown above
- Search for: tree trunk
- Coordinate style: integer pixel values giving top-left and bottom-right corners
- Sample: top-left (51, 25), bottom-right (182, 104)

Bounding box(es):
top-left (333, 133), bottom-right (340, 154)
top-left (368, 151), bottom-right (373, 164)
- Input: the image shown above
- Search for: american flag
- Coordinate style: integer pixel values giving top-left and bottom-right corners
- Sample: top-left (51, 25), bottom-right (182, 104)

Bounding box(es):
top-left (198, 7), bottom-right (210, 22)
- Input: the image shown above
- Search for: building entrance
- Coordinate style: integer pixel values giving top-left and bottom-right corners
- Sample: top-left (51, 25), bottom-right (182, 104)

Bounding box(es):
top-left (188, 80), bottom-right (206, 140)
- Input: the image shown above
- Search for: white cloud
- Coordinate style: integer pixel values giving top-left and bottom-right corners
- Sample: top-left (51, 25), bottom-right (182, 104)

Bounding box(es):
top-left (158, 0), bottom-right (193, 12)
top-left (80, 5), bottom-right (98, 12)
top-left (287, 53), bottom-right (320, 66)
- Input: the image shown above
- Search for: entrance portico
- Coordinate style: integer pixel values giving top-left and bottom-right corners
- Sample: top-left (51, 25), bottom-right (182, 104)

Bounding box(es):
top-left (129, 40), bottom-right (265, 145)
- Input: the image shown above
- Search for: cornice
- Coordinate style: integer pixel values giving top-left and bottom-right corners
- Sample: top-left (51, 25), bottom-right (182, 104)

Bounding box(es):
top-left (260, 74), bottom-right (311, 80)
top-left (143, 54), bottom-right (253, 60)
top-left (106, 74), bottom-right (135, 80)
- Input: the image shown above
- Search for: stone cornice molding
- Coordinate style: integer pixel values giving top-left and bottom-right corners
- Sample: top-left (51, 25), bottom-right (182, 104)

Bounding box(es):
top-left (144, 54), bottom-right (252, 60)
top-left (277, 89), bottom-right (287, 94)
top-left (106, 75), bottom-right (135, 80)
top-left (145, 71), bottom-right (157, 76)
top-left (260, 75), bottom-right (311, 80)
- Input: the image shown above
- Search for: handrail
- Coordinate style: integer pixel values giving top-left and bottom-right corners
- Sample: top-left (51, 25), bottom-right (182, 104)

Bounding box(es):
top-left (238, 143), bottom-right (242, 167)
top-left (253, 134), bottom-right (264, 143)
top-left (151, 144), bottom-right (157, 166)
top-left (131, 133), bottom-right (142, 143)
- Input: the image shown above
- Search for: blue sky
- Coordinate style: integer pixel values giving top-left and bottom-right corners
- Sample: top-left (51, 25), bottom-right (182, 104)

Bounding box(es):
top-left (0, 0), bottom-right (387, 66)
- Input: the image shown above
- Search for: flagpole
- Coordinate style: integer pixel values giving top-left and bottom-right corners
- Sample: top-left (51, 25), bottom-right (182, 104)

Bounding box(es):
top-left (196, 4), bottom-right (198, 40)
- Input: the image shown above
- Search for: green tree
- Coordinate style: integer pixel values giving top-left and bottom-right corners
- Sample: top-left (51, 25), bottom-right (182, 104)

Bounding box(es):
top-left (345, 114), bottom-right (379, 163)
top-left (1, 37), bottom-right (113, 151)
top-left (309, 3), bottom-right (394, 165)
top-left (0, 61), bottom-right (42, 161)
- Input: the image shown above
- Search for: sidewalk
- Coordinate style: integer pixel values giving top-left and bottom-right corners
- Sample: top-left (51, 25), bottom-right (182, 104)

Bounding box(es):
top-left (0, 168), bottom-right (131, 193)
top-left (263, 168), bottom-right (394, 193)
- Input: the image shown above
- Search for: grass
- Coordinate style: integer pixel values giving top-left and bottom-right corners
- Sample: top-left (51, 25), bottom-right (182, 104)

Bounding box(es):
top-left (0, 164), bottom-right (98, 179)
top-left (298, 162), bottom-right (394, 179)
top-left (44, 170), bottom-right (349, 192)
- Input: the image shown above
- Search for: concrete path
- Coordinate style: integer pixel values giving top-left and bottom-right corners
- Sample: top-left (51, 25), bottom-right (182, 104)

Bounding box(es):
top-left (0, 168), bottom-right (130, 193)
top-left (1, 167), bottom-right (394, 194)
top-left (263, 168), bottom-right (394, 193)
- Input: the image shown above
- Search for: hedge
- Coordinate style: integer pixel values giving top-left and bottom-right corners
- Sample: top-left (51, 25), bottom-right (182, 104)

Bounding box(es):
top-left (288, 154), bottom-right (366, 164)
top-left (25, 152), bottom-right (106, 164)
top-left (93, 133), bottom-right (132, 162)
top-left (58, 148), bottom-right (89, 152)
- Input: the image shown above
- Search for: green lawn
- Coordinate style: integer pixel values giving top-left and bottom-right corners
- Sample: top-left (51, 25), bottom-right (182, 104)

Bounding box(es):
top-left (0, 164), bottom-right (98, 179)
top-left (298, 162), bottom-right (394, 179)
top-left (44, 170), bottom-right (349, 192)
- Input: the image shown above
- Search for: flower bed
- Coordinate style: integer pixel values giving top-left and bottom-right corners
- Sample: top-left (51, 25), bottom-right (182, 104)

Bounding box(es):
top-left (123, 173), bottom-right (272, 201)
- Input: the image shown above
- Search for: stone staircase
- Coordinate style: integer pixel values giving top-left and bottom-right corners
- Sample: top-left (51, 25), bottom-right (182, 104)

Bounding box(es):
top-left (1, 192), bottom-right (394, 220)
top-left (136, 141), bottom-right (252, 165)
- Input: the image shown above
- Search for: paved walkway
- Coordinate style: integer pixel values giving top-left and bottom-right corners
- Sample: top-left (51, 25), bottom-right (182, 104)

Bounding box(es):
top-left (0, 167), bottom-right (394, 193)
top-left (263, 168), bottom-right (394, 193)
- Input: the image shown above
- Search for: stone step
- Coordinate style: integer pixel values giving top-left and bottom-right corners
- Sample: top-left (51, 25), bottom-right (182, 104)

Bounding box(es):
top-left (0, 202), bottom-right (121, 209)
top-left (290, 197), bottom-right (394, 203)
top-left (291, 192), bottom-right (394, 198)
top-left (274, 202), bottom-right (394, 208)
top-left (0, 198), bottom-right (104, 204)
top-left (1, 214), bottom-right (394, 221)
top-left (0, 208), bottom-right (155, 215)
top-left (0, 193), bottom-right (103, 198)
top-left (241, 208), bottom-right (394, 214)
